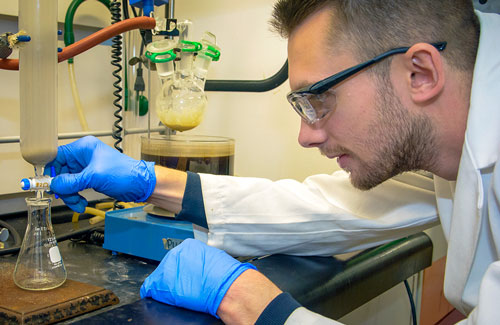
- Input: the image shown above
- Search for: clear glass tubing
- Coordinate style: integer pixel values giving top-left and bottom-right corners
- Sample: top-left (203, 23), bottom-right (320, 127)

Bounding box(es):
top-left (13, 197), bottom-right (67, 290)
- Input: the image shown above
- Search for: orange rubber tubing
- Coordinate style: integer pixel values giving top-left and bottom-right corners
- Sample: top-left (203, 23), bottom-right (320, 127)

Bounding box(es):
top-left (0, 16), bottom-right (155, 71)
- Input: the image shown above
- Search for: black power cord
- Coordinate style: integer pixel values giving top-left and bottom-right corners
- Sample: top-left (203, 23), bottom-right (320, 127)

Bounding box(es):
top-left (404, 279), bottom-right (417, 325)
top-left (110, 0), bottom-right (124, 153)
top-left (122, 0), bottom-right (130, 20)
top-left (70, 226), bottom-right (105, 246)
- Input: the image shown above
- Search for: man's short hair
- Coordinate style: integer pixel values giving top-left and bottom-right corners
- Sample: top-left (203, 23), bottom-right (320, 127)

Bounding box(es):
top-left (270, 0), bottom-right (479, 72)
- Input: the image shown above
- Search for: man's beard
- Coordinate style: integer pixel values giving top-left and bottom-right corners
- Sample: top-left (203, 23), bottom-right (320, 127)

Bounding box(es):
top-left (348, 80), bottom-right (438, 190)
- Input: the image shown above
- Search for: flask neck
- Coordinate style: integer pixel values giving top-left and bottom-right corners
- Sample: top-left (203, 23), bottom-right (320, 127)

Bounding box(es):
top-left (25, 197), bottom-right (52, 227)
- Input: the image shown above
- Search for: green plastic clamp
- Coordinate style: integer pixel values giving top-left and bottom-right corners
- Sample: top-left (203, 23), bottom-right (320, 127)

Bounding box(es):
top-left (180, 40), bottom-right (202, 52)
top-left (145, 49), bottom-right (177, 63)
top-left (204, 45), bottom-right (220, 61)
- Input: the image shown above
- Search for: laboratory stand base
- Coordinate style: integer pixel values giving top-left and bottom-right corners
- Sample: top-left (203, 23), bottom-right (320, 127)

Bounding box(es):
top-left (0, 262), bottom-right (119, 324)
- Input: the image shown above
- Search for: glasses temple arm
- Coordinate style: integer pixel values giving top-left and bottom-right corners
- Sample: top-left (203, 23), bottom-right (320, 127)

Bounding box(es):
top-left (311, 42), bottom-right (446, 93)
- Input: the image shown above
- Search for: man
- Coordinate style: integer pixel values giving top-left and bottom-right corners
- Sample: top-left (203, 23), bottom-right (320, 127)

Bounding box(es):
top-left (47, 0), bottom-right (499, 323)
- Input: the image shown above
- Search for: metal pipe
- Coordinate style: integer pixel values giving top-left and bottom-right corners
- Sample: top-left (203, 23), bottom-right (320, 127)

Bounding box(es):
top-left (166, 0), bottom-right (175, 41)
top-left (0, 127), bottom-right (166, 144)
top-left (168, 0), bottom-right (175, 19)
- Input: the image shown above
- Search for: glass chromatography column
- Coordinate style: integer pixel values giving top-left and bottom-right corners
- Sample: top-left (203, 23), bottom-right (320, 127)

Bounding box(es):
top-left (15, 0), bottom-right (65, 291)
top-left (19, 0), bottom-right (58, 168)
top-left (13, 197), bottom-right (67, 290)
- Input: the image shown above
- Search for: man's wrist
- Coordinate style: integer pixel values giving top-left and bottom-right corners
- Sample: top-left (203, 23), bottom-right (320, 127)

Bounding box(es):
top-left (217, 269), bottom-right (282, 324)
top-left (146, 165), bottom-right (187, 213)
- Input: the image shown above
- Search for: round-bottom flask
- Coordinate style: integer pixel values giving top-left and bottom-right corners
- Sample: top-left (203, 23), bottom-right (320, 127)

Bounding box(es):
top-left (156, 79), bottom-right (207, 131)
top-left (13, 197), bottom-right (67, 290)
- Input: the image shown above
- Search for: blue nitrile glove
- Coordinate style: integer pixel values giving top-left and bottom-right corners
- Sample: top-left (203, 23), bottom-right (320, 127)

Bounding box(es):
top-left (44, 136), bottom-right (156, 213)
top-left (140, 238), bottom-right (257, 318)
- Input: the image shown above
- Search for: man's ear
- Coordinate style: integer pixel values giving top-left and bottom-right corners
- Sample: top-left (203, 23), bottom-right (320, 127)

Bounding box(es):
top-left (403, 43), bottom-right (445, 104)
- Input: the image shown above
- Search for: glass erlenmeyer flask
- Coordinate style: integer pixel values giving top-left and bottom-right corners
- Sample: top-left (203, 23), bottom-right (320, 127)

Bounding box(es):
top-left (13, 197), bottom-right (67, 290)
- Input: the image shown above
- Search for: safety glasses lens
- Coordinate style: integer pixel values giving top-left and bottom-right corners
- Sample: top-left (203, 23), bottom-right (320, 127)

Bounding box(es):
top-left (290, 95), bottom-right (318, 122)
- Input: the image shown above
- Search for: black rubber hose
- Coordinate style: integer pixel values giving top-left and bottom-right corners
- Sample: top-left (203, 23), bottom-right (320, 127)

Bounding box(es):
top-left (0, 220), bottom-right (22, 247)
top-left (0, 222), bottom-right (104, 256)
top-left (110, 0), bottom-right (124, 153)
top-left (204, 60), bottom-right (288, 92)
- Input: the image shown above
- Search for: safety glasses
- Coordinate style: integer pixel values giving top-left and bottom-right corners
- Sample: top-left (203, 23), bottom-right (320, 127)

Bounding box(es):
top-left (287, 42), bottom-right (447, 124)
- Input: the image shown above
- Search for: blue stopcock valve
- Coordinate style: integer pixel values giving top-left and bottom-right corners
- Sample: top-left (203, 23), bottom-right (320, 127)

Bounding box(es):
top-left (20, 166), bottom-right (56, 193)
top-left (16, 35), bottom-right (31, 42)
top-left (20, 178), bottom-right (31, 191)
top-left (129, 0), bottom-right (169, 17)
top-left (20, 176), bottom-right (52, 191)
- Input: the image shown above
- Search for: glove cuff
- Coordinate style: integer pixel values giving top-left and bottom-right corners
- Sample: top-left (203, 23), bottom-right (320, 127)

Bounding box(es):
top-left (210, 262), bottom-right (257, 317)
top-left (137, 160), bottom-right (157, 202)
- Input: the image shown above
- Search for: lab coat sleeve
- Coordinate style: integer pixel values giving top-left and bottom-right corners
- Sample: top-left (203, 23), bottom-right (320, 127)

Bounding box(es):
top-left (177, 171), bottom-right (208, 228)
top-left (199, 170), bottom-right (439, 256)
top-left (284, 308), bottom-right (341, 325)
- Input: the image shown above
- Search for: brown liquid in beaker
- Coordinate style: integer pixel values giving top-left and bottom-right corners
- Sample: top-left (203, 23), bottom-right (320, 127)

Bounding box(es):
top-left (141, 135), bottom-right (235, 175)
top-left (141, 153), bottom-right (234, 175)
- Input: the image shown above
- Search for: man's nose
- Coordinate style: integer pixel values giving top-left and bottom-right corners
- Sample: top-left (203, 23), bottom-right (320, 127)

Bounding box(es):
top-left (297, 119), bottom-right (328, 148)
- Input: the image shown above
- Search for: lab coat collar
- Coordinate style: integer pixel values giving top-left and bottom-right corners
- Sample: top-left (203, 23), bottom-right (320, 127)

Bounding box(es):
top-left (466, 11), bottom-right (500, 170)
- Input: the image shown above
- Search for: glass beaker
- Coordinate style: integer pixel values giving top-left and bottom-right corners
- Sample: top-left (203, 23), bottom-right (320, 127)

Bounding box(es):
top-left (13, 197), bottom-right (67, 290)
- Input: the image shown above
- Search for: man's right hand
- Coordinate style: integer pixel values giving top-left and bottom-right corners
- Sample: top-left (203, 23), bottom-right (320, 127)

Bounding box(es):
top-left (140, 238), bottom-right (271, 321)
top-left (45, 136), bottom-right (156, 213)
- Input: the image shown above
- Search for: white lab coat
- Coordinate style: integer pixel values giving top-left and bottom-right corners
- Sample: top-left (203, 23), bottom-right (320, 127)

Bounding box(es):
top-left (197, 11), bottom-right (500, 325)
